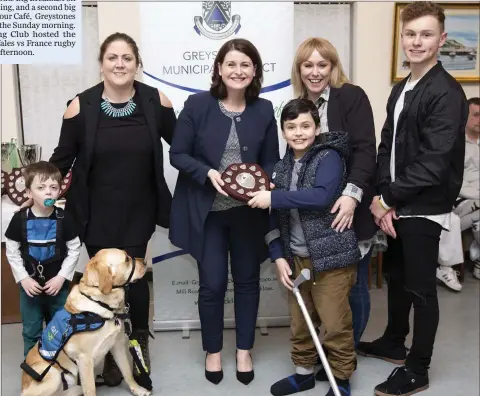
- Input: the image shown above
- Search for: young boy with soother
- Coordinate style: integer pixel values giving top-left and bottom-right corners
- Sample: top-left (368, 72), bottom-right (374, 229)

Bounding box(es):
top-left (248, 98), bottom-right (360, 396)
top-left (5, 161), bottom-right (81, 358)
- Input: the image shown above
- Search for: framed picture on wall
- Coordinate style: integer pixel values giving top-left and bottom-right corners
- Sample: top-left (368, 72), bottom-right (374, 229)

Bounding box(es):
top-left (391, 2), bottom-right (480, 83)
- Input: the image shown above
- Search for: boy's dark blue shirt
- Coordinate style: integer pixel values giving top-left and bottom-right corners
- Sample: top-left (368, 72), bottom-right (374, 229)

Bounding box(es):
top-left (269, 148), bottom-right (343, 260)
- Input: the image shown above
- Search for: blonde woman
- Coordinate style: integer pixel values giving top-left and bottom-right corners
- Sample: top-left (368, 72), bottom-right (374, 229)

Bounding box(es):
top-left (270, 38), bottom-right (383, 396)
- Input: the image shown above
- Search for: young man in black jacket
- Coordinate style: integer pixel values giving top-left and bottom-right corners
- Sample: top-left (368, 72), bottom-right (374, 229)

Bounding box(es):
top-left (359, 2), bottom-right (468, 396)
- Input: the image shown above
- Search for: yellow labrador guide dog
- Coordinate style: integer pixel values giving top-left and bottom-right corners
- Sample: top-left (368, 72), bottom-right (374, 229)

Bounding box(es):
top-left (21, 248), bottom-right (152, 396)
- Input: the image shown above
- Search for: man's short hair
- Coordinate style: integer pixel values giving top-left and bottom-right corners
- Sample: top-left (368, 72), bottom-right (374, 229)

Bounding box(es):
top-left (280, 98), bottom-right (320, 131)
top-left (23, 161), bottom-right (62, 190)
top-left (467, 97), bottom-right (480, 107)
top-left (401, 1), bottom-right (445, 32)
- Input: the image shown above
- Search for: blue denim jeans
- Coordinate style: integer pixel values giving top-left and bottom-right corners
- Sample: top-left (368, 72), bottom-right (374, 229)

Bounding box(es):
top-left (19, 282), bottom-right (70, 357)
top-left (349, 248), bottom-right (373, 347)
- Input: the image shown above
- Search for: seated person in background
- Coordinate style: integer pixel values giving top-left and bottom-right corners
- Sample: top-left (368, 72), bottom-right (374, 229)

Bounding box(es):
top-left (248, 98), bottom-right (359, 396)
top-left (437, 97), bottom-right (480, 289)
top-left (5, 161), bottom-right (81, 357)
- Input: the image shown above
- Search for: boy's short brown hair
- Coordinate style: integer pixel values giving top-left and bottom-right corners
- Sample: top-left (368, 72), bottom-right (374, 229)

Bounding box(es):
top-left (23, 161), bottom-right (62, 190)
top-left (280, 98), bottom-right (320, 131)
top-left (401, 1), bottom-right (446, 32)
top-left (467, 97), bottom-right (480, 107)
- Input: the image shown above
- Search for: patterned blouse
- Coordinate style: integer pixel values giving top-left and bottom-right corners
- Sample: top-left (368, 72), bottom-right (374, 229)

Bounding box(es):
top-left (210, 101), bottom-right (248, 212)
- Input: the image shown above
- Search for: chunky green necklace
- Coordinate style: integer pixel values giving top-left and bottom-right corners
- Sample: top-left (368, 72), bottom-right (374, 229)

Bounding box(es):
top-left (101, 93), bottom-right (136, 117)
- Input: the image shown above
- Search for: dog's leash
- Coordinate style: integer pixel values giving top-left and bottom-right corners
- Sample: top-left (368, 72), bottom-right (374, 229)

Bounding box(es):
top-left (122, 286), bottom-right (153, 391)
top-left (92, 290), bottom-right (153, 391)
top-left (88, 257), bottom-right (154, 391)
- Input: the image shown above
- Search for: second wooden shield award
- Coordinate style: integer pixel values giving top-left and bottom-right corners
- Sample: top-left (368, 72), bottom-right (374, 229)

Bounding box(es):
top-left (221, 163), bottom-right (270, 202)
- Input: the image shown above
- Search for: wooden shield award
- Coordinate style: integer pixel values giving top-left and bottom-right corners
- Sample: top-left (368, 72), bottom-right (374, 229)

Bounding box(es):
top-left (6, 167), bottom-right (29, 206)
top-left (59, 169), bottom-right (72, 198)
top-left (7, 144), bottom-right (42, 205)
top-left (221, 163), bottom-right (270, 202)
top-left (1, 170), bottom-right (7, 195)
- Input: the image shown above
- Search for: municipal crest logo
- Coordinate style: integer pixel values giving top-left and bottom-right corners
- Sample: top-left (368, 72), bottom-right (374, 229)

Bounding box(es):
top-left (194, 2), bottom-right (241, 40)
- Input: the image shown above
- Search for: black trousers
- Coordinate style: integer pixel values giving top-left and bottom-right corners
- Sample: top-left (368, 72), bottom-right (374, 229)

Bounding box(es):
top-left (383, 217), bottom-right (442, 374)
top-left (86, 244), bottom-right (150, 330)
top-left (198, 206), bottom-right (264, 353)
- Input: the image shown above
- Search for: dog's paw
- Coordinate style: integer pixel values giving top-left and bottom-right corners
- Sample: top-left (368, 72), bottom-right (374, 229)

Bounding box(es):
top-left (130, 385), bottom-right (152, 396)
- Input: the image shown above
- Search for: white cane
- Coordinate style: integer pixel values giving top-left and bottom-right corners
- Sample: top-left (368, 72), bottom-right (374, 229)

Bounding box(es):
top-left (292, 268), bottom-right (342, 396)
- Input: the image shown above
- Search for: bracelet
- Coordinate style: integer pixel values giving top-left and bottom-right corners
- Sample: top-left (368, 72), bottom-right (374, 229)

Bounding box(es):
top-left (378, 197), bottom-right (390, 211)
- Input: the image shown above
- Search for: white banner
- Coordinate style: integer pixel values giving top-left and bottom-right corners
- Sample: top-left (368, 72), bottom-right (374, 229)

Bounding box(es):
top-left (139, 1), bottom-right (294, 331)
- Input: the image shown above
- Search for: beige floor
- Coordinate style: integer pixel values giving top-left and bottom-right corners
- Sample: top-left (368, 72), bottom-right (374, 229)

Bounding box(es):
top-left (2, 275), bottom-right (479, 396)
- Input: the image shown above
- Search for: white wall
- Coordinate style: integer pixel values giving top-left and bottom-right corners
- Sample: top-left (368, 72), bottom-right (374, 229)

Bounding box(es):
top-left (2, 2), bottom-right (479, 144)
top-left (1, 65), bottom-right (22, 143)
top-left (352, 2), bottom-right (396, 140)
top-left (97, 2), bottom-right (142, 82)
top-left (352, 2), bottom-right (480, 141)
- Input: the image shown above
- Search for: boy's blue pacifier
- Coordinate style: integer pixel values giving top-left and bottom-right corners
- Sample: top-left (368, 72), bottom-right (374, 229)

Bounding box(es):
top-left (44, 198), bottom-right (56, 207)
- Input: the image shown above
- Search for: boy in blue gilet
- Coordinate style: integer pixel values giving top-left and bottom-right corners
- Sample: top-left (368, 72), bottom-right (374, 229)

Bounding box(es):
top-left (5, 161), bottom-right (81, 357)
top-left (248, 99), bottom-right (360, 396)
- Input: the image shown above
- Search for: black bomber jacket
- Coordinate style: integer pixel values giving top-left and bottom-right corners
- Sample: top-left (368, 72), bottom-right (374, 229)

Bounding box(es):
top-left (377, 62), bottom-right (468, 216)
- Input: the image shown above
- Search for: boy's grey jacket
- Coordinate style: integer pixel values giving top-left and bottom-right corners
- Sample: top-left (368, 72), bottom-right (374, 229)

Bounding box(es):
top-left (272, 131), bottom-right (360, 273)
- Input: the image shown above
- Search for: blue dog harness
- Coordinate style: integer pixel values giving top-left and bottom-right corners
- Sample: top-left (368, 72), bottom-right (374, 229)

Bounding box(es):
top-left (20, 256), bottom-right (154, 391)
top-left (21, 306), bottom-right (130, 391)
top-left (39, 309), bottom-right (106, 361)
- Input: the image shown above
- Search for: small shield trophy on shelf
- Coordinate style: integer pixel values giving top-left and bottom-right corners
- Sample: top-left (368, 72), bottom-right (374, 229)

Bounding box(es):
top-left (6, 144), bottom-right (42, 205)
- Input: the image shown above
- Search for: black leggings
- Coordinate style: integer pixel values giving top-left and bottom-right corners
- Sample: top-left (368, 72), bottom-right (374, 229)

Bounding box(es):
top-left (86, 244), bottom-right (150, 330)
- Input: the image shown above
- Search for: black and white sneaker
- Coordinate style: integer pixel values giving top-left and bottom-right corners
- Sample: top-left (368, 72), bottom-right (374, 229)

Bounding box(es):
top-left (374, 366), bottom-right (429, 396)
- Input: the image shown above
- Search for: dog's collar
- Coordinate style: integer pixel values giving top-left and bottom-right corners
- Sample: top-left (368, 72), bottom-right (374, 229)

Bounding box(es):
top-left (112, 256), bottom-right (137, 289)
top-left (78, 256), bottom-right (137, 316)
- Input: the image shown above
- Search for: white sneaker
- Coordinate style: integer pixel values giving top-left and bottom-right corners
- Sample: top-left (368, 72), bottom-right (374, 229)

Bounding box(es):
top-left (470, 240), bottom-right (480, 262)
top-left (473, 261), bottom-right (480, 280)
top-left (436, 266), bottom-right (462, 291)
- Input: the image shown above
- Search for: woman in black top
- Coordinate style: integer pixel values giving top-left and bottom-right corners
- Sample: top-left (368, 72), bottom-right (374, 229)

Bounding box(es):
top-left (48, 32), bottom-right (176, 387)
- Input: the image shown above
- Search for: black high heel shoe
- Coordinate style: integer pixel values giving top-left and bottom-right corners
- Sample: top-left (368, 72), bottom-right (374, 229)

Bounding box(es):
top-left (205, 352), bottom-right (223, 385)
top-left (236, 350), bottom-right (254, 385)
